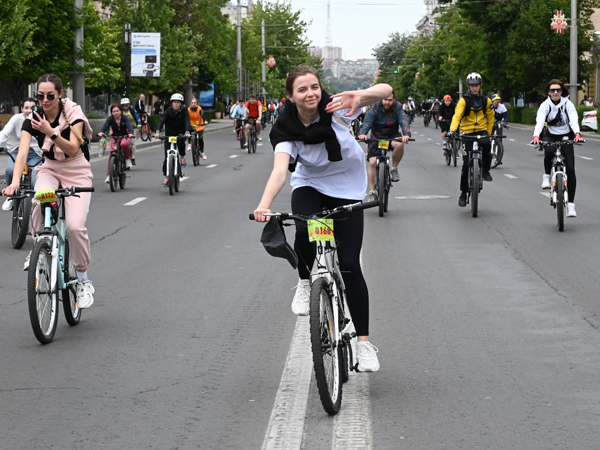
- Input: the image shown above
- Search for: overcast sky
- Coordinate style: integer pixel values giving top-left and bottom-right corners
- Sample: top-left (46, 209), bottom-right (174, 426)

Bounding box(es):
top-left (285, 0), bottom-right (427, 60)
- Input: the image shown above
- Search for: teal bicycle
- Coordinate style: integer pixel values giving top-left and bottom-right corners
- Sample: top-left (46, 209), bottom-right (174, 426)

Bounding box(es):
top-left (14, 186), bottom-right (94, 344)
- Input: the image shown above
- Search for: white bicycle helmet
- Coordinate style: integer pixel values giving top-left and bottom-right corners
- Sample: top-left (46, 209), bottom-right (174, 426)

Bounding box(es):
top-left (466, 72), bottom-right (482, 85)
top-left (170, 93), bottom-right (184, 102)
top-left (120, 97), bottom-right (130, 105)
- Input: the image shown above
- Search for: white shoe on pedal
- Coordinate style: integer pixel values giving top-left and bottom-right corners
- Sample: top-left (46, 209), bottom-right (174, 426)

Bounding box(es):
top-left (23, 251), bottom-right (32, 271)
top-left (541, 174), bottom-right (551, 189)
top-left (356, 341), bottom-right (380, 372)
top-left (567, 202), bottom-right (577, 218)
top-left (126, 159), bottom-right (132, 169)
top-left (2, 197), bottom-right (13, 211)
top-left (105, 175), bottom-right (110, 183)
top-left (291, 279), bottom-right (310, 316)
top-left (76, 280), bottom-right (95, 309)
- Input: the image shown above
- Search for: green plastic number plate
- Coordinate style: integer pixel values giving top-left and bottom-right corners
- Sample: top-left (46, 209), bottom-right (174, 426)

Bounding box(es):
top-left (379, 140), bottom-right (390, 150)
top-left (307, 219), bottom-right (334, 242)
top-left (35, 189), bottom-right (57, 204)
top-left (168, 136), bottom-right (178, 143)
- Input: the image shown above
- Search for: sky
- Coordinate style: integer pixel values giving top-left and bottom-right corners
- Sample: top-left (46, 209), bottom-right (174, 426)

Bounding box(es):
top-left (284, 0), bottom-right (428, 60)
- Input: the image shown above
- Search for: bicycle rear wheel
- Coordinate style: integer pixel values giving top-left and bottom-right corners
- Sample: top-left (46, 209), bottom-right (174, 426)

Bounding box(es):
top-left (62, 238), bottom-right (81, 326)
top-left (471, 161), bottom-right (480, 218)
top-left (556, 173), bottom-right (565, 232)
top-left (12, 196), bottom-right (31, 249)
top-left (28, 239), bottom-right (58, 344)
top-left (141, 126), bottom-right (149, 141)
top-left (377, 161), bottom-right (386, 217)
top-left (310, 277), bottom-right (342, 415)
top-left (453, 147), bottom-right (458, 167)
top-left (191, 135), bottom-right (199, 166)
top-left (119, 156), bottom-right (127, 189)
top-left (444, 147), bottom-right (451, 166)
top-left (108, 154), bottom-right (118, 192)
top-left (168, 155), bottom-right (175, 195)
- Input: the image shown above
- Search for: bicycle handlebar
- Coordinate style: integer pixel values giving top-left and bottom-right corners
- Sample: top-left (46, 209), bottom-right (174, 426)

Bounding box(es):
top-left (249, 200), bottom-right (379, 221)
top-left (6, 186), bottom-right (95, 199)
top-left (158, 134), bottom-right (189, 140)
top-left (357, 137), bottom-right (415, 142)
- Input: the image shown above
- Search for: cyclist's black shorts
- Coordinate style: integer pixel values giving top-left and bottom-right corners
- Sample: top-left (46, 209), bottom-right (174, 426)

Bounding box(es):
top-left (366, 134), bottom-right (403, 159)
top-left (439, 120), bottom-right (451, 133)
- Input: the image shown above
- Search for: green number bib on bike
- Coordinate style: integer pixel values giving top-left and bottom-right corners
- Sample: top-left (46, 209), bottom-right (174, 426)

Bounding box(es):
top-left (35, 189), bottom-right (57, 203)
top-left (169, 136), bottom-right (178, 143)
top-left (307, 219), bottom-right (334, 242)
top-left (379, 140), bottom-right (390, 150)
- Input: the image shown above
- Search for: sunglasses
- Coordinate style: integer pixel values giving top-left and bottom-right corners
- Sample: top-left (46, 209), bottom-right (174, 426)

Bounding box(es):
top-left (549, 88), bottom-right (562, 93)
top-left (37, 92), bottom-right (57, 101)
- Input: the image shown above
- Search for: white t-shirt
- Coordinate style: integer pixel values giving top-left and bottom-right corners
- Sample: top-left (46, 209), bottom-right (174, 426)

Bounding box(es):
top-left (274, 109), bottom-right (367, 200)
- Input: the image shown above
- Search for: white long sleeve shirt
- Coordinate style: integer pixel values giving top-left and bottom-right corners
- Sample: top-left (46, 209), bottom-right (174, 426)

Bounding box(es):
top-left (0, 113), bottom-right (42, 156)
top-left (533, 96), bottom-right (580, 137)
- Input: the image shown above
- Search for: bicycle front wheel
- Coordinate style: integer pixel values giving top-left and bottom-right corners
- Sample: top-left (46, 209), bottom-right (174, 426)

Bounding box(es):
top-left (310, 277), bottom-right (342, 415)
top-left (12, 196), bottom-right (31, 249)
top-left (109, 155), bottom-right (118, 192)
top-left (168, 155), bottom-right (176, 195)
top-left (453, 147), bottom-right (458, 167)
top-left (471, 161), bottom-right (480, 218)
top-left (141, 126), bottom-right (149, 141)
top-left (192, 135), bottom-right (200, 166)
top-left (445, 147), bottom-right (451, 166)
top-left (119, 156), bottom-right (127, 189)
top-left (556, 173), bottom-right (565, 232)
top-left (378, 161), bottom-right (386, 217)
top-left (62, 238), bottom-right (81, 326)
top-left (28, 239), bottom-right (58, 344)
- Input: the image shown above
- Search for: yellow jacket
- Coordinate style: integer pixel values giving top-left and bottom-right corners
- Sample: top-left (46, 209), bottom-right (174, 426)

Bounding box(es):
top-left (188, 107), bottom-right (205, 132)
top-left (450, 94), bottom-right (494, 135)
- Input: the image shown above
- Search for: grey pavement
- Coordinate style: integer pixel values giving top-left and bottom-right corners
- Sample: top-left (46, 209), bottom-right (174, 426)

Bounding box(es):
top-left (0, 118), bottom-right (235, 184)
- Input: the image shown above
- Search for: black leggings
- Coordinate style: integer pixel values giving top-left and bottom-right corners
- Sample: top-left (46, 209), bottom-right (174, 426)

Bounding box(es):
top-left (543, 132), bottom-right (576, 202)
top-left (291, 187), bottom-right (370, 336)
top-left (461, 131), bottom-right (491, 193)
top-left (162, 136), bottom-right (186, 175)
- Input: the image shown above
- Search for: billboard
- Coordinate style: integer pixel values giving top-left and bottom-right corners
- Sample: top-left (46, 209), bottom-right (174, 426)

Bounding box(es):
top-left (131, 33), bottom-right (161, 77)
top-left (199, 83), bottom-right (215, 109)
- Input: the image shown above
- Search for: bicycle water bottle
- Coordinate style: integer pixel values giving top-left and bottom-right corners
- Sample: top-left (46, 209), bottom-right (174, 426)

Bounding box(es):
top-left (98, 136), bottom-right (106, 157)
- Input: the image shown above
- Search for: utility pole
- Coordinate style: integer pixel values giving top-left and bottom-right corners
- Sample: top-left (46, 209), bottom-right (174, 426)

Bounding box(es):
top-left (124, 23), bottom-right (131, 98)
top-left (237, 0), bottom-right (243, 101)
top-left (72, 0), bottom-right (85, 106)
top-left (569, 0), bottom-right (578, 102)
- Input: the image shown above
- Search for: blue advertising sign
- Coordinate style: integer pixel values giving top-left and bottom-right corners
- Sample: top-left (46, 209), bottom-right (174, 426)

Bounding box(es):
top-left (199, 83), bottom-right (215, 109)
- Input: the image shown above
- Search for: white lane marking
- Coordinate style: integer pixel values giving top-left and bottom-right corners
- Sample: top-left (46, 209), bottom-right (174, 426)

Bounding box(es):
top-left (206, 164), bottom-right (218, 168)
top-left (261, 317), bottom-right (312, 450)
top-left (504, 174), bottom-right (518, 179)
top-left (124, 197), bottom-right (147, 206)
top-left (395, 195), bottom-right (450, 200)
top-left (230, 155), bottom-right (239, 158)
top-left (509, 138), bottom-right (516, 142)
top-left (427, 138), bottom-right (433, 141)
top-left (540, 192), bottom-right (551, 198)
top-left (435, 143), bottom-right (441, 145)
top-left (579, 156), bottom-right (593, 160)
top-left (181, 177), bottom-right (189, 181)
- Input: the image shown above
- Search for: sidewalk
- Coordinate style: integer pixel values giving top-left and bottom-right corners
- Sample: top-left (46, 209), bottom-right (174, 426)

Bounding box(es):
top-left (0, 119), bottom-right (235, 184)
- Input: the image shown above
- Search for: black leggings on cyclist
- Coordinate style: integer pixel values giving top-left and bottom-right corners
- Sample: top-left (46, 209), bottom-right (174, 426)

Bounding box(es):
top-left (162, 136), bottom-right (186, 175)
top-left (543, 131), bottom-right (576, 202)
top-left (460, 131), bottom-right (491, 193)
top-left (291, 187), bottom-right (370, 336)
top-left (190, 130), bottom-right (204, 152)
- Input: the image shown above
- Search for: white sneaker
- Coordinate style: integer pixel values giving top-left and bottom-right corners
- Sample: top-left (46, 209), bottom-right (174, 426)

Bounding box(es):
top-left (105, 175), bottom-right (110, 183)
top-left (201, 152), bottom-right (207, 160)
top-left (2, 197), bottom-right (13, 211)
top-left (367, 190), bottom-right (378, 203)
top-left (567, 202), bottom-right (577, 218)
top-left (390, 167), bottom-right (400, 182)
top-left (541, 174), bottom-right (551, 189)
top-left (258, 136), bottom-right (262, 141)
top-left (126, 159), bottom-right (132, 169)
top-left (356, 342), bottom-right (380, 372)
top-left (76, 280), bottom-right (95, 309)
top-left (291, 279), bottom-right (310, 316)
top-left (23, 251), bottom-right (32, 271)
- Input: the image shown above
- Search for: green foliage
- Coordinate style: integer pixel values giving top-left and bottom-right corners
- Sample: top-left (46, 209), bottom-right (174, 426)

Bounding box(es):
top-left (148, 114), bottom-right (160, 131)
top-left (520, 108), bottom-right (539, 125)
top-left (0, 0), bottom-right (37, 79)
top-left (506, 106), bottom-right (524, 123)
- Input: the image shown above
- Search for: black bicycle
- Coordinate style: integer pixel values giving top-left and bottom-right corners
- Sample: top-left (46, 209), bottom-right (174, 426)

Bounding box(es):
top-left (250, 200), bottom-right (378, 414)
top-left (105, 134), bottom-right (130, 192)
top-left (244, 119), bottom-right (258, 154)
top-left (443, 121), bottom-right (459, 167)
top-left (423, 110), bottom-right (431, 127)
top-left (190, 124), bottom-right (207, 166)
top-left (0, 148), bottom-right (43, 248)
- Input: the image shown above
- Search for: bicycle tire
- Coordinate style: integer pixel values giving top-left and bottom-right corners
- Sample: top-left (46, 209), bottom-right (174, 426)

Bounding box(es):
top-left (174, 160), bottom-right (180, 193)
top-left (248, 131), bottom-right (253, 154)
top-left (192, 135), bottom-right (200, 166)
top-left (28, 239), bottom-right (58, 344)
top-left (310, 277), bottom-right (342, 415)
top-left (384, 165), bottom-right (390, 213)
top-left (252, 130), bottom-right (257, 153)
top-left (119, 155), bottom-right (127, 189)
top-left (239, 129), bottom-right (245, 149)
top-left (556, 173), bottom-right (565, 232)
top-left (62, 238), bottom-right (81, 326)
top-left (168, 155), bottom-right (175, 195)
top-left (109, 154), bottom-right (118, 192)
top-left (471, 160), bottom-right (480, 218)
top-left (340, 339), bottom-right (349, 383)
top-left (141, 126), bottom-right (149, 141)
top-left (453, 146), bottom-right (458, 167)
top-left (445, 148), bottom-right (451, 166)
top-left (378, 161), bottom-right (386, 217)
top-left (495, 140), bottom-right (504, 167)
top-left (12, 196), bottom-right (31, 249)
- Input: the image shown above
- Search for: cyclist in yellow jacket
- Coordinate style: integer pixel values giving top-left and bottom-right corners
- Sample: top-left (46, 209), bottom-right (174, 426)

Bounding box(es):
top-left (188, 98), bottom-right (207, 160)
top-left (449, 72), bottom-right (494, 207)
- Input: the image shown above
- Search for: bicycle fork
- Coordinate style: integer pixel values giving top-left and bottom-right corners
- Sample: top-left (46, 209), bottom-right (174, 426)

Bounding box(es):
top-left (550, 170), bottom-right (568, 207)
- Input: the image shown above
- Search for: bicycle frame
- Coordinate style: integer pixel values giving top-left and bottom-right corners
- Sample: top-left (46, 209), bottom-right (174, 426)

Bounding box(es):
top-left (467, 141), bottom-right (483, 193)
top-left (165, 136), bottom-right (180, 178)
top-left (549, 147), bottom-right (568, 207)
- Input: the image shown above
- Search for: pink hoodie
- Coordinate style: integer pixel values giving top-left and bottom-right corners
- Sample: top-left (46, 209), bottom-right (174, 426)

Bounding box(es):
top-left (41, 98), bottom-right (93, 160)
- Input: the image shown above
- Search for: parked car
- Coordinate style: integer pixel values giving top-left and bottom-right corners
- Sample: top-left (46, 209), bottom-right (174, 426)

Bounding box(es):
top-left (581, 110), bottom-right (597, 131)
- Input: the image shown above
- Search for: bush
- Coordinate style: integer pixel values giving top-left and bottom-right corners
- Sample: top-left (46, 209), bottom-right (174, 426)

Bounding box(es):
top-left (506, 106), bottom-right (524, 123)
top-left (520, 108), bottom-right (538, 125)
top-left (216, 101), bottom-right (226, 113)
top-left (148, 114), bottom-right (160, 131)
top-left (203, 111), bottom-right (213, 123)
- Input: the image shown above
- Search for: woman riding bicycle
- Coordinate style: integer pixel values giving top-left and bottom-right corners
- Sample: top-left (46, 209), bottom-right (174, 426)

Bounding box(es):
top-left (531, 79), bottom-right (583, 218)
top-left (154, 93), bottom-right (191, 187)
top-left (358, 91), bottom-right (411, 202)
top-left (253, 64), bottom-right (393, 372)
top-left (120, 98), bottom-right (141, 165)
top-left (438, 94), bottom-right (455, 153)
top-left (1, 74), bottom-right (96, 308)
top-left (98, 103), bottom-right (135, 183)
top-left (188, 98), bottom-right (207, 160)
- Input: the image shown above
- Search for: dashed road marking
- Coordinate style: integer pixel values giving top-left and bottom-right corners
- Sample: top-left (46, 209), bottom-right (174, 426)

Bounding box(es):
top-left (540, 191), bottom-right (551, 198)
top-left (124, 197), bottom-right (147, 206)
top-left (181, 177), bottom-right (189, 181)
top-left (230, 155), bottom-right (239, 158)
top-left (206, 164), bottom-right (218, 168)
top-left (579, 156), bottom-right (593, 160)
top-left (504, 174), bottom-right (518, 179)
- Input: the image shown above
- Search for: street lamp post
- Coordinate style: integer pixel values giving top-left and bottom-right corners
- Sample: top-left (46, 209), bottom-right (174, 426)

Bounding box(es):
top-left (124, 23), bottom-right (131, 98)
top-left (237, 0), bottom-right (243, 101)
top-left (569, 0), bottom-right (578, 100)
top-left (72, 0), bottom-right (85, 107)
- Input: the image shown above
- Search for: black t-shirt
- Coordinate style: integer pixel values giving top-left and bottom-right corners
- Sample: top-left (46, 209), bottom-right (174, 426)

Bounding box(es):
top-left (22, 116), bottom-right (83, 161)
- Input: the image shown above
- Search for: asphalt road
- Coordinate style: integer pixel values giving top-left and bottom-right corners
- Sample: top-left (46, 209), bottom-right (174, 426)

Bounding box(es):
top-left (1, 118), bottom-right (599, 449)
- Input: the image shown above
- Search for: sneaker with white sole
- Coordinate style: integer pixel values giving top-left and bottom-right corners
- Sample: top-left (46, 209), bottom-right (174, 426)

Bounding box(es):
top-left (390, 167), bottom-right (400, 182)
top-left (542, 174), bottom-right (551, 189)
top-left (367, 190), bottom-right (378, 203)
top-left (201, 152), bottom-right (207, 160)
top-left (76, 280), bottom-right (95, 309)
top-left (126, 159), bottom-right (132, 169)
top-left (356, 342), bottom-right (380, 372)
top-left (23, 251), bottom-right (32, 271)
top-left (291, 279), bottom-right (310, 316)
top-left (258, 136), bottom-right (262, 141)
top-left (567, 202), bottom-right (577, 218)
top-left (105, 175), bottom-right (110, 183)
top-left (2, 197), bottom-right (13, 211)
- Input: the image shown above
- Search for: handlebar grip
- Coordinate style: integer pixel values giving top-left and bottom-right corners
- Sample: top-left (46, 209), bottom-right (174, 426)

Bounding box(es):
top-left (352, 200), bottom-right (379, 211)
top-left (249, 213), bottom-right (256, 221)
top-left (74, 186), bottom-right (95, 193)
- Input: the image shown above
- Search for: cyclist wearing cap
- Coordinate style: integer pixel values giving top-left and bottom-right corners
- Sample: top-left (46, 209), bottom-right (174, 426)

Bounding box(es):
top-left (243, 94), bottom-right (263, 146)
top-left (358, 90), bottom-right (411, 202)
top-left (120, 98), bottom-right (141, 164)
top-left (438, 95), bottom-right (456, 153)
top-left (449, 72), bottom-right (494, 207)
top-left (154, 93), bottom-right (191, 187)
top-left (491, 94), bottom-right (509, 128)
